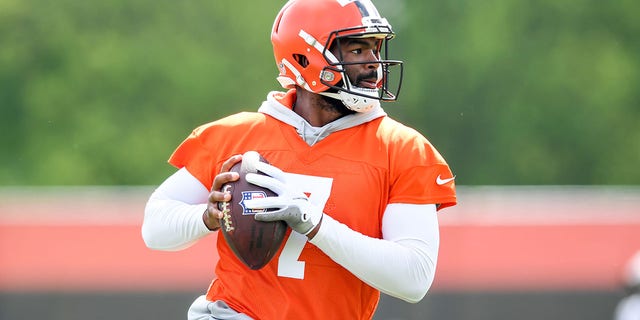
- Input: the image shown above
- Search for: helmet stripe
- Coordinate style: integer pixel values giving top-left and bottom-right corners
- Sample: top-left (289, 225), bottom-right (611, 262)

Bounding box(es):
top-left (298, 29), bottom-right (340, 65)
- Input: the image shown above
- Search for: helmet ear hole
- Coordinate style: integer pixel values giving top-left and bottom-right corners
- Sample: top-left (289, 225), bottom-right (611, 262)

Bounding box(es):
top-left (292, 54), bottom-right (309, 68)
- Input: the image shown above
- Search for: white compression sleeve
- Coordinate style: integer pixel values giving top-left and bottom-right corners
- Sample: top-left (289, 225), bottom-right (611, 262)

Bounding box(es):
top-left (141, 168), bottom-right (212, 251)
top-left (309, 203), bottom-right (439, 303)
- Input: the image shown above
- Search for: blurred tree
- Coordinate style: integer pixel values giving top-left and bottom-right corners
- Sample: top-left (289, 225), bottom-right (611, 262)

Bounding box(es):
top-left (0, 0), bottom-right (282, 185)
top-left (395, 0), bottom-right (640, 185)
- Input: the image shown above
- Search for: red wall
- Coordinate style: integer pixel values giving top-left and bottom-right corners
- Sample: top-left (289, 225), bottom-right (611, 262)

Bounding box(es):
top-left (2, 186), bottom-right (639, 292)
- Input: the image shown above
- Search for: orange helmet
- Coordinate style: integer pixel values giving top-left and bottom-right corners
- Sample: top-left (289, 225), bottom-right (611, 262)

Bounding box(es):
top-left (271, 0), bottom-right (403, 112)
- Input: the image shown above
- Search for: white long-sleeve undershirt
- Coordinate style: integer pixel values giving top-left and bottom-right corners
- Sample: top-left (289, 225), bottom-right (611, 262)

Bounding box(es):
top-left (310, 205), bottom-right (439, 303)
top-left (141, 168), bottom-right (212, 251)
top-left (141, 168), bottom-right (440, 303)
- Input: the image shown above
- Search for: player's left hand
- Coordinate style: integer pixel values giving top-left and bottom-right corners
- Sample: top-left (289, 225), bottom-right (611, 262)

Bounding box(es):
top-left (243, 162), bottom-right (323, 236)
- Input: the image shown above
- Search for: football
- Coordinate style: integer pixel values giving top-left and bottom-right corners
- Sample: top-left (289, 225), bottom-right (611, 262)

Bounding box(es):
top-left (218, 151), bottom-right (287, 270)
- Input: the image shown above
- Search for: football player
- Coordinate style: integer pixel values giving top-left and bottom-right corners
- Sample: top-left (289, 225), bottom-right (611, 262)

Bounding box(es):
top-left (142, 0), bottom-right (457, 319)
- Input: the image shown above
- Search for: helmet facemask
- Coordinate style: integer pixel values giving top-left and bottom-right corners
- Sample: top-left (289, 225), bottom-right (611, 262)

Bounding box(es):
top-left (318, 26), bottom-right (403, 112)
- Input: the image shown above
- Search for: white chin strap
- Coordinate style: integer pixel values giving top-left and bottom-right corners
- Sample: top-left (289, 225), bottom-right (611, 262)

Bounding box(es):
top-left (320, 89), bottom-right (380, 113)
top-left (319, 66), bottom-right (384, 113)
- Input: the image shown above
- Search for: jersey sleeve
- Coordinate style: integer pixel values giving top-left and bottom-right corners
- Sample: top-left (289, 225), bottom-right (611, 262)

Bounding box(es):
top-left (386, 123), bottom-right (457, 210)
top-left (168, 125), bottom-right (218, 190)
top-left (390, 162), bottom-right (456, 210)
top-left (167, 112), bottom-right (274, 191)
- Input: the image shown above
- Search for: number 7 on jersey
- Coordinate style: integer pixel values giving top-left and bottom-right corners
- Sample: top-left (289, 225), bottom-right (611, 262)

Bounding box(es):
top-left (276, 173), bottom-right (333, 279)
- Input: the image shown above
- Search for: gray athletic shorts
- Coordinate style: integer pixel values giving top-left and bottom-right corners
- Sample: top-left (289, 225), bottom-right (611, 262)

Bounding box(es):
top-left (187, 295), bottom-right (253, 320)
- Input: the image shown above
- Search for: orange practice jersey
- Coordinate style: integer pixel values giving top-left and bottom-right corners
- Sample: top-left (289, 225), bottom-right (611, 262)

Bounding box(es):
top-left (169, 92), bottom-right (457, 319)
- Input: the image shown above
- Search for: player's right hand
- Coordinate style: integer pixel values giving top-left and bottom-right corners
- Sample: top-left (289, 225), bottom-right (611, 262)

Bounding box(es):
top-left (203, 154), bottom-right (241, 231)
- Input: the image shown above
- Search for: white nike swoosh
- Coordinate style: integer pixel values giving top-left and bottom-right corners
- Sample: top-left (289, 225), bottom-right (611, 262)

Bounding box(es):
top-left (436, 175), bottom-right (455, 185)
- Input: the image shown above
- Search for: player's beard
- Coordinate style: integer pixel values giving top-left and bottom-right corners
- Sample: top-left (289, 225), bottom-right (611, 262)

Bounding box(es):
top-left (318, 92), bottom-right (356, 117)
top-left (319, 70), bottom-right (379, 116)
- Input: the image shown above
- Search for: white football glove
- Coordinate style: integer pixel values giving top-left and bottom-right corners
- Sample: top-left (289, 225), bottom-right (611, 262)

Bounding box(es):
top-left (243, 161), bottom-right (323, 236)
